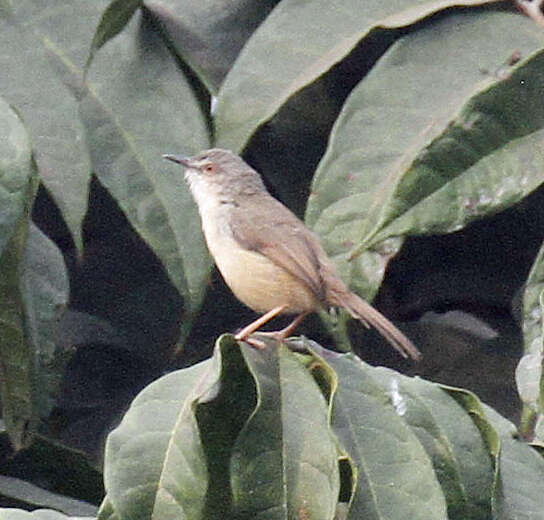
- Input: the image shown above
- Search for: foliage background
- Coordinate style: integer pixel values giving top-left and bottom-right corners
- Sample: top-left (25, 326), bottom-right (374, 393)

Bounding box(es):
top-left (1, 0), bottom-right (544, 518)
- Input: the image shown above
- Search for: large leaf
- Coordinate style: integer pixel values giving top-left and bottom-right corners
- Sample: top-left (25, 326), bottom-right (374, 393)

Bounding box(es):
top-left (307, 11), bottom-right (544, 299)
top-left (81, 10), bottom-right (211, 342)
top-left (0, 97), bottom-right (32, 256)
top-left (447, 391), bottom-right (544, 519)
top-left (214, 0), bottom-right (499, 152)
top-left (85, 0), bottom-right (142, 72)
top-left (11, 0), bottom-right (213, 346)
top-left (0, 1), bottom-right (97, 252)
top-left (0, 222), bottom-right (69, 450)
top-left (0, 476), bottom-right (97, 517)
top-left (101, 335), bottom-right (341, 520)
top-left (13, 0), bottom-right (110, 78)
top-left (0, 102), bottom-right (68, 447)
top-left (96, 499), bottom-right (117, 520)
top-left (0, 221), bottom-right (31, 451)
top-left (372, 369), bottom-right (494, 519)
top-left (147, 0), bottom-right (279, 93)
top-left (0, 509), bottom-right (92, 519)
top-left (101, 335), bottom-right (261, 519)
top-left (484, 407), bottom-right (544, 519)
top-left (518, 240), bottom-right (544, 438)
top-left (20, 224), bottom-right (70, 418)
top-left (494, 438), bottom-right (544, 519)
top-left (231, 342), bottom-right (340, 520)
top-left (0, 124), bottom-right (66, 450)
top-left (0, 100), bottom-right (36, 450)
top-left (0, 428), bottom-right (104, 510)
top-left (86, 0), bottom-right (278, 93)
top-left (303, 343), bottom-right (447, 519)
top-left (0, 0), bottom-right (12, 15)
top-left (439, 388), bottom-right (501, 479)
top-left (100, 351), bottom-right (211, 520)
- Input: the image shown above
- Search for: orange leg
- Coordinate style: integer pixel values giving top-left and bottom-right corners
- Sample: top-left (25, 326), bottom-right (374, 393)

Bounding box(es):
top-left (269, 312), bottom-right (309, 339)
top-left (235, 305), bottom-right (289, 347)
top-left (235, 307), bottom-right (309, 349)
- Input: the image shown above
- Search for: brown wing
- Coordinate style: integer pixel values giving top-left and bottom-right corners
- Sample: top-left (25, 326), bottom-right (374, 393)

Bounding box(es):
top-left (229, 193), bottom-right (328, 303)
top-left (228, 193), bottom-right (421, 360)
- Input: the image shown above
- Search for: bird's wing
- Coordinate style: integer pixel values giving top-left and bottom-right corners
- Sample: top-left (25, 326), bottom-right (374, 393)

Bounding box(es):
top-left (228, 194), bottom-right (421, 360)
top-left (229, 194), bottom-right (328, 302)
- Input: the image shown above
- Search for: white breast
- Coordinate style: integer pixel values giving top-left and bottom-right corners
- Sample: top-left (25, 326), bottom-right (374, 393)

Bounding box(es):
top-left (200, 201), bottom-right (317, 313)
top-left (188, 171), bottom-right (318, 313)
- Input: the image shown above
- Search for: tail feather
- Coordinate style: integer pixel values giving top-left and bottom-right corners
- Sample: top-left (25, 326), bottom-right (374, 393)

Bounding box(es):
top-left (332, 290), bottom-right (421, 361)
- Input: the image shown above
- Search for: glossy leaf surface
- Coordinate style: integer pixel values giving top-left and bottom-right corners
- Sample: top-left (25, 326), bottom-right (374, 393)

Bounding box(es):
top-left (307, 12), bottom-right (544, 298)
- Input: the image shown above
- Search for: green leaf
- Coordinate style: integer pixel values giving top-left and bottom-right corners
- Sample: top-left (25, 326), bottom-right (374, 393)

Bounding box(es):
top-left (0, 2), bottom-right (96, 252)
top-left (0, 97), bottom-right (32, 256)
top-left (0, 476), bottom-right (97, 517)
top-left (372, 369), bottom-right (493, 519)
top-left (192, 336), bottom-right (257, 518)
top-left (96, 499), bottom-right (117, 520)
top-left (439, 388), bottom-right (542, 520)
top-left (0, 99), bottom-right (70, 445)
top-left (101, 351), bottom-right (211, 520)
top-left (81, 10), bottom-right (211, 344)
top-left (0, 509), bottom-right (91, 519)
top-left (308, 344), bottom-right (447, 519)
top-left (441, 386), bottom-right (500, 459)
top-left (0, 221), bottom-right (32, 451)
top-left (231, 341), bottom-right (340, 520)
top-left (14, 0), bottom-right (109, 73)
top-left (0, 430), bottom-right (104, 510)
top-left (0, 222), bottom-right (70, 450)
top-left (0, 100), bottom-right (36, 450)
top-left (21, 224), bottom-right (70, 418)
top-left (214, 0), bottom-right (499, 152)
top-left (101, 335), bottom-right (259, 520)
top-left (307, 11), bottom-right (544, 299)
top-left (475, 401), bottom-right (544, 520)
top-left (147, 0), bottom-right (279, 93)
top-left (518, 240), bottom-right (544, 437)
top-left (493, 435), bottom-right (544, 519)
top-left (0, 0), bottom-right (12, 17)
top-left (408, 382), bottom-right (544, 519)
top-left (100, 335), bottom-right (343, 520)
top-left (85, 0), bottom-right (142, 74)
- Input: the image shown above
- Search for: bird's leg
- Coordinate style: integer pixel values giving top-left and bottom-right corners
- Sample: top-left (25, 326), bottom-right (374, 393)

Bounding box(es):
top-left (516, 0), bottom-right (544, 27)
top-left (237, 312), bottom-right (309, 349)
top-left (235, 308), bottom-right (310, 349)
top-left (235, 304), bottom-right (289, 348)
top-left (267, 312), bottom-right (309, 340)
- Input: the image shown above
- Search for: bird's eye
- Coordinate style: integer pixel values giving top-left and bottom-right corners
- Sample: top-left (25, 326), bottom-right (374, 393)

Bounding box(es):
top-left (203, 163), bottom-right (216, 174)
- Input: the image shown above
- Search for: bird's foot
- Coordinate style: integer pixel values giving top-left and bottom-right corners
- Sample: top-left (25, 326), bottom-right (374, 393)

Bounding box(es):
top-left (234, 304), bottom-right (289, 349)
top-left (237, 330), bottom-right (289, 349)
top-left (235, 312), bottom-right (309, 350)
top-left (236, 334), bottom-right (267, 349)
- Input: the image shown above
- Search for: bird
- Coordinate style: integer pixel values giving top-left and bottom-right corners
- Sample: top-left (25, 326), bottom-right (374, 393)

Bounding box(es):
top-left (163, 148), bottom-right (421, 360)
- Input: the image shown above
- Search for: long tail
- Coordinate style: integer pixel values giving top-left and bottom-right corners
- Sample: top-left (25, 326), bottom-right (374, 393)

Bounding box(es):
top-left (331, 290), bottom-right (421, 361)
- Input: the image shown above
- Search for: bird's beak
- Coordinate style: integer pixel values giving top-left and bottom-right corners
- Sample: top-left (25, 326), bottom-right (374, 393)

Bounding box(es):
top-left (162, 154), bottom-right (191, 167)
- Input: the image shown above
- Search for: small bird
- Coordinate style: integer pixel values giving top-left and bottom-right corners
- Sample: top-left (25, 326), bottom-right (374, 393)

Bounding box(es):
top-left (163, 149), bottom-right (421, 360)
